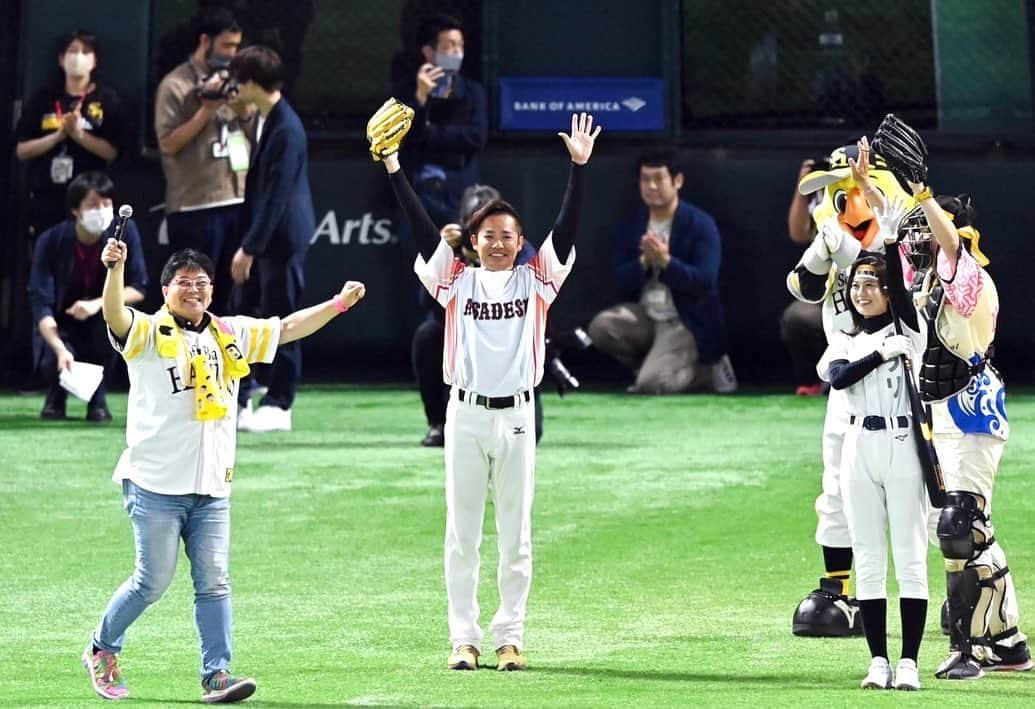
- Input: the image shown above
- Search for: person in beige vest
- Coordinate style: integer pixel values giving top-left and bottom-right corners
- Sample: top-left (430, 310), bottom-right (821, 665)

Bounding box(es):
top-left (155, 7), bottom-right (251, 316)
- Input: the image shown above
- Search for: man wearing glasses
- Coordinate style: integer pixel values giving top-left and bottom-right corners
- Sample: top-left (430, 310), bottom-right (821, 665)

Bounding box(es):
top-left (81, 242), bottom-right (365, 703)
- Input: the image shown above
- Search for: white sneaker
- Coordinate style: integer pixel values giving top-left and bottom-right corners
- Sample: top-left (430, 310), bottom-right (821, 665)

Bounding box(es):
top-left (861, 656), bottom-right (893, 689)
top-left (242, 405), bottom-right (291, 432)
top-left (711, 354), bottom-right (738, 393)
top-left (894, 658), bottom-right (920, 690)
top-left (237, 400), bottom-right (254, 431)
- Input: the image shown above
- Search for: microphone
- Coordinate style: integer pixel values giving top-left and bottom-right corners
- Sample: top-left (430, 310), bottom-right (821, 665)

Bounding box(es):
top-left (106, 204), bottom-right (134, 269)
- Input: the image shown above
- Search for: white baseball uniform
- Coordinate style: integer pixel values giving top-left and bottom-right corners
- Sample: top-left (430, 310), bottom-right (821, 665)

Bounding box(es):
top-left (818, 322), bottom-right (929, 601)
top-left (786, 219), bottom-right (875, 549)
top-left (415, 235), bottom-right (574, 652)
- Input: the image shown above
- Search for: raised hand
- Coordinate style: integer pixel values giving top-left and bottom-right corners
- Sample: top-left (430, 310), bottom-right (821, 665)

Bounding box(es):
top-left (874, 193), bottom-right (909, 245)
top-left (848, 136), bottom-right (872, 185)
top-left (101, 237), bottom-right (127, 271)
top-left (558, 112), bottom-right (602, 165)
top-left (338, 280), bottom-right (367, 310)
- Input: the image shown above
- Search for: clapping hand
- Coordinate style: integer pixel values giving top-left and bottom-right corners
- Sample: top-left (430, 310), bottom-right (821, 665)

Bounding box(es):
top-left (558, 112), bottom-right (602, 165)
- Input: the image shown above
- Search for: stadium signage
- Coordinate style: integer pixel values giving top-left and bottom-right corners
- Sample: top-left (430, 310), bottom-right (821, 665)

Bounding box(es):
top-left (311, 211), bottom-right (397, 246)
top-left (499, 77), bottom-right (664, 131)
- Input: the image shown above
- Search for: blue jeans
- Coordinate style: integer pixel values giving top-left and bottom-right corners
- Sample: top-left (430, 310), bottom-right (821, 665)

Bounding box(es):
top-left (92, 480), bottom-right (233, 679)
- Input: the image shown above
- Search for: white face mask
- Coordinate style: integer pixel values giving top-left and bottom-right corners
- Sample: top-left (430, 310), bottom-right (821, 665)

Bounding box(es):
top-left (434, 51), bottom-right (463, 74)
top-left (63, 51), bottom-right (95, 78)
top-left (79, 206), bottom-right (114, 235)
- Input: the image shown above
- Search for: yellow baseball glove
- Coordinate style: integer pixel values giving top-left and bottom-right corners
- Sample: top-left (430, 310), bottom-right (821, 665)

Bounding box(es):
top-left (366, 98), bottom-right (414, 162)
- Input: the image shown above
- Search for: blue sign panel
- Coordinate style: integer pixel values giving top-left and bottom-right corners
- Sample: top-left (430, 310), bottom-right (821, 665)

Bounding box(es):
top-left (499, 77), bottom-right (665, 132)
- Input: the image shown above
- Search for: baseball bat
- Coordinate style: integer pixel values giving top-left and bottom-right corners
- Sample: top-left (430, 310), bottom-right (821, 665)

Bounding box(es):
top-left (886, 292), bottom-right (947, 508)
top-left (105, 204), bottom-right (134, 269)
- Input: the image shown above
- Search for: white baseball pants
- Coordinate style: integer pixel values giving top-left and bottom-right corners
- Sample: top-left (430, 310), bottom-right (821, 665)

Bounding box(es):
top-left (443, 389), bottom-right (536, 652)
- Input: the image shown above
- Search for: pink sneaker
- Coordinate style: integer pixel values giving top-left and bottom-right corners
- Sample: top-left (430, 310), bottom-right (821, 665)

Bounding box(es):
top-left (202, 670), bottom-right (257, 704)
top-left (82, 643), bottom-right (129, 700)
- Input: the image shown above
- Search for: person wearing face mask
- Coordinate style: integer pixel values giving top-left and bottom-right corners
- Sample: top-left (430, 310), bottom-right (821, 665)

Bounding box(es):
top-left (391, 13), bottom-right (487, 229)
top-left (27, 172), bottom-right (147, 422)
top-left (155, 7), bottom-right (249, 317)
top-left (16, 30), bottom-right (124, 240)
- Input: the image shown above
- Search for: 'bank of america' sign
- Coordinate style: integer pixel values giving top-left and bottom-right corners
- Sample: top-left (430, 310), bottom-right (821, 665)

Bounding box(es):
top-left (499, 77), bottom-right (665, 132)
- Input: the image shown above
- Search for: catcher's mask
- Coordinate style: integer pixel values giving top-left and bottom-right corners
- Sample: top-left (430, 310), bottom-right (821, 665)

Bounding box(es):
top-left (898, 205), bottom-right (933, 272)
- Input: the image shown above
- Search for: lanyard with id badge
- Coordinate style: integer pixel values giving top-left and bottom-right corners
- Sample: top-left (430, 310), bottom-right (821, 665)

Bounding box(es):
top-left (212, 123), bottom-right (250, 172)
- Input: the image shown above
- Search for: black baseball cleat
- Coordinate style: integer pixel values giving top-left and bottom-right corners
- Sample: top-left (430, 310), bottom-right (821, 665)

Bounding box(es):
top-left (792, 577), bottom-right (864, 637)
top-left (421, 424), bottom-right (444, 447)
top-left (980, 640), bottom-right (1034, 672)
top-left (935, 650), bottom-right (984, 680)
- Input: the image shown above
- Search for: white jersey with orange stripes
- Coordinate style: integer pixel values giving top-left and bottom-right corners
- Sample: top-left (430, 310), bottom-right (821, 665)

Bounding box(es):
top-left (107, 308), bottom-right (281, 497)
top-left (414, 235), bottom-right (575, 397)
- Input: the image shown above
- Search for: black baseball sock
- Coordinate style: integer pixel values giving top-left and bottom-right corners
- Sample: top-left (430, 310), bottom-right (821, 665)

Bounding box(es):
top-left (900, 597), bottom-right (928, 661)
top-left (822, 546), bottom-right (853, 595)
top-left (860, 598), bottom-right (888, 659)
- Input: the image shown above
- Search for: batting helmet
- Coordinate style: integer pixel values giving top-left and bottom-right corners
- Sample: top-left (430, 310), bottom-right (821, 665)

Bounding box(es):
top-left (792, 578), bottom-right (865, 637)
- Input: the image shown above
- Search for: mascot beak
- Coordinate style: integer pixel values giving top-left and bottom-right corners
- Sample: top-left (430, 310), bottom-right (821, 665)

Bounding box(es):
top-left (839, 188), bottom-right (880, 249)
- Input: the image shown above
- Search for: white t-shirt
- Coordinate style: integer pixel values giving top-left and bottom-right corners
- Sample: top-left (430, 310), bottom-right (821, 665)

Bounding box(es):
top-left (108, 309), bottom-right (281, 497)
top-left (414, 235), bottom-right (575, 396)
top-left (640, 218), bottom-right (679, 322)
top-left (817, 323), bottom-right (924, 418)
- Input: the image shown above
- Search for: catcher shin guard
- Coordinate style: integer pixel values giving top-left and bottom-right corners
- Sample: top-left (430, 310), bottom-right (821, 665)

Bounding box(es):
top-left (792, 577), bottom-right (863, 637)
top-left (366, 98), bottom-right (414, 162)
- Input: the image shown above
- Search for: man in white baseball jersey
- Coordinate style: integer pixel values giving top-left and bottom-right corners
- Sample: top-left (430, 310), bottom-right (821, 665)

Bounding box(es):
top-left (818, 253), bottom-right (929, 691)
top-left (82, 243), bottom-right (365, 703)
top-left (373, 110), bottom-right (600, 671)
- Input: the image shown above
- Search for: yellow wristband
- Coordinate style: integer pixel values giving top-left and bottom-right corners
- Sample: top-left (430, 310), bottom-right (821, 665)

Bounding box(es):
top-left (913, 187), bottom-right (933, 202)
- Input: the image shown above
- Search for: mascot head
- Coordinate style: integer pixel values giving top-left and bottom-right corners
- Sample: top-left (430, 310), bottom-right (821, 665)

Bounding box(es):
top-left (798, 143), bottom-right (914, 251)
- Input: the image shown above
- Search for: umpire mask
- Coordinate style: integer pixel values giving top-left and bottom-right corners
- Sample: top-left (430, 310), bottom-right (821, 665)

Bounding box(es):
top-left (897, 205), bottom-right (933, 272)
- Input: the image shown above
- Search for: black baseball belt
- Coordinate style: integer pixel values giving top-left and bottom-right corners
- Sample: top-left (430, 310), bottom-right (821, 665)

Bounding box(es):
top-left (850, 415), bottom-right (910, 431)
top-left (458, 389), bottom-right (531, 410)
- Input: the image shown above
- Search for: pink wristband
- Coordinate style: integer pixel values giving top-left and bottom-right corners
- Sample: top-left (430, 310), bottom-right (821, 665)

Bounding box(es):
top-left (332, 294), bottom-right (349, 313)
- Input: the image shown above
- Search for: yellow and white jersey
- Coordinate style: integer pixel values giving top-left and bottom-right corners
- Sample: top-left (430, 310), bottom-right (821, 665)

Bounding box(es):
top-left (415, 235), bottom-right (574, 397)
top-left (108, 308), bottom-right (280, 497)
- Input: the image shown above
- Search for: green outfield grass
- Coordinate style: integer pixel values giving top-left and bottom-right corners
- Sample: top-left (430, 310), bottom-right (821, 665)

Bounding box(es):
top-left (2, 386), bottom-right (1034, 707)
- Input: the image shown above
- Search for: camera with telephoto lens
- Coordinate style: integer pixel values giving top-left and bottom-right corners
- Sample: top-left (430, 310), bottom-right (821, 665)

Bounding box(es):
top-left (197, 70), bottom-right (239, 101)
top-left (807, 156), bottom-right (833, 173)
top-left (545, 326), bottom-right (593, 397)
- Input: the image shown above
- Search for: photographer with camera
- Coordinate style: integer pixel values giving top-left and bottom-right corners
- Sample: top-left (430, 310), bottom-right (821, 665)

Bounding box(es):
top-left (156, 7), bottom-right (250, 316)
top-left (780, 157), bottom-right (828, 396)
top-left (391, 13), bottom-right (487, 228)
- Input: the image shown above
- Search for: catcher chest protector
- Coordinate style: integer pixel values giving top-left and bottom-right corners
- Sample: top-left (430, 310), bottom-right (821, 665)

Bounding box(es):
top-left (792, 578), bottom-right (863, 637)
top-left (914, 278), bottom-right (987, 402)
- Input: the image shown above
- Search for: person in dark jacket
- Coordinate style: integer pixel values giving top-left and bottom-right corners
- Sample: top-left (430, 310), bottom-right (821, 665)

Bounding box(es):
top-left (588, 149), bottom-right (737, 394)
top-left (229, 46), bottom-right (314, 433)
top-left (28, 172), bottom-right (147, 421)
top-left (391, 13), bottom-right (487, 228)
